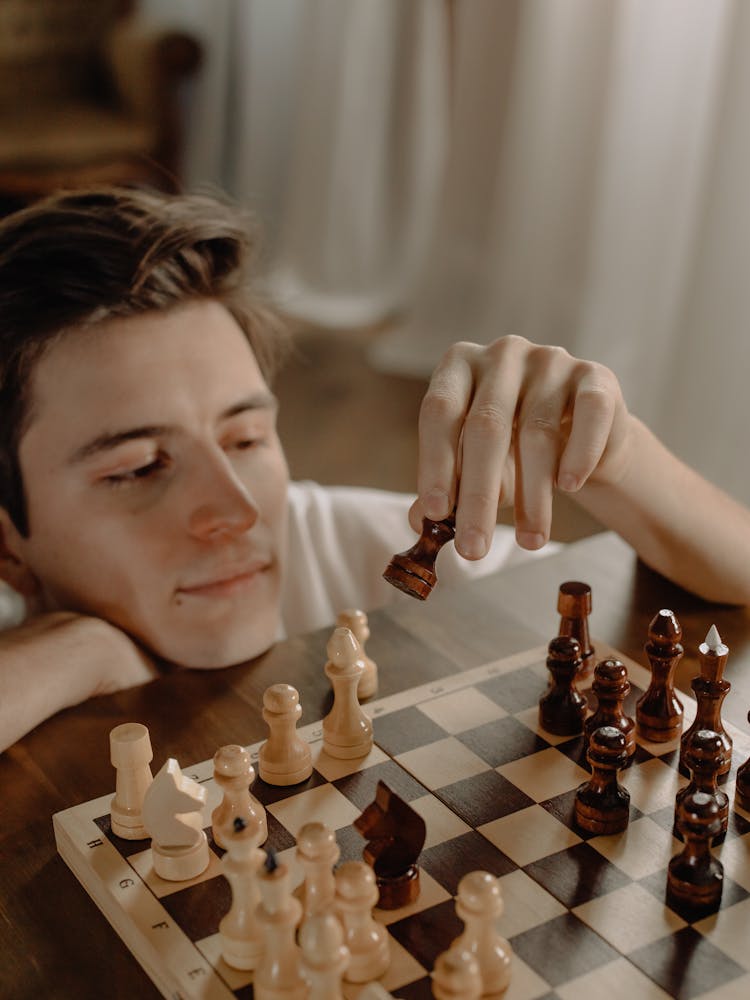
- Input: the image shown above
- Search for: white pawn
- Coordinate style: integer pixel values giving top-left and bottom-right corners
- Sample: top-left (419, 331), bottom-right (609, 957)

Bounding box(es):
top-left (335, 860), bottom-right (390, 983)
top-left (432, 945), bottom-right (482, 999)
top-left (219, 816), bottom-right (266, 970)
top-left (258, 684), bottom-right (313, 785)
top-left (299, 911), bottom-right (350, 1000)
top-left (109, 722), bottom-right (153, 839)
top-left (254, 856), bottom-right (307, 1000)
top-left (211, 744), bottom-right (267, 848)
top-left (141, 758), bottom-right (209, 881)
top-left (323, 627), bottom-right (374, 759)
top-left (336, 608), bottom-right (378, 699)
top-left (296, 821), bottom-right (340, 918)
top-left (451, 872), bottom-right (511, 996)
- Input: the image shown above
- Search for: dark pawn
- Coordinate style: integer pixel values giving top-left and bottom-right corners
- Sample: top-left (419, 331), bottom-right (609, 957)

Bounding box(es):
top-left (676, 729), bottom-right (729, 842)
top-left (636, 609), bottom-right (684, 742)
top-left (680, 627), bottom-right (732, 781)
top-left (667, 790), bottom-right (723, 913)
top-left (557, 581), bottom-right (594, 678)
top-left (585, 659), bottom-right (636, 764)
top-left (382, 513), bottom-right (455, 600)
top-left (539, 636), bottom-right (587, 736)
top-left (575, 727), bottom-right (631, 835)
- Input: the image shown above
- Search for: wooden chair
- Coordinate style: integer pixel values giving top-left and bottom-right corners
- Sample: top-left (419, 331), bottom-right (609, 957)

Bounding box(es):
top-left (0, 0), bottom-right (201, 211)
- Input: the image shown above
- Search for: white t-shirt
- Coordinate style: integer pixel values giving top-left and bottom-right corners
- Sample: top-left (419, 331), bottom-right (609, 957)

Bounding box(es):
top-left (0, 481), bottom-right (562, 637)
top-left (280, 481), bottom-right (561, 638)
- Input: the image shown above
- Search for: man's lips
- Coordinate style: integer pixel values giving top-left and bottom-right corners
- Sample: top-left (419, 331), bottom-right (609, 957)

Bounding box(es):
top-left (177, 562), bottom-right (271, 597)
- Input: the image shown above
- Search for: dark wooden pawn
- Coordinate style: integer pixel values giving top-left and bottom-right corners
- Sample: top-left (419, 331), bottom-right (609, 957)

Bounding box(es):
top-left (575, 726), bottom-right (631, 834)
top-left (557, 581), bottom-right (594, 678)
top-left (382, 513), bottom-right (455, 600)
top-left (539, 636), bottom-right (587, 736)
top-left (636, 609), bottom-right (684, 742)
top-left (680, 626), bottom-right (732, 781)
top-left (676, 729), bottom-right (729, 842)
top-left (585, 659), bottom-right (636, 763)
top-left (667, 790), bottom-right (724, 912)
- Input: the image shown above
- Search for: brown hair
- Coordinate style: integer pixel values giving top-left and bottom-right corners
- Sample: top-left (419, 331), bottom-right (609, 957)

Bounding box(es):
top-left (0, 186), bottom-right (289, 535)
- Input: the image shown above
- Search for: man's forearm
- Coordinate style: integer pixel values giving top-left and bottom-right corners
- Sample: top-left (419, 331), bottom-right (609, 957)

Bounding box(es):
top-left (576, 416), bottom-right (750, 605)
top-left (0, 612), bottom-right (156, 753)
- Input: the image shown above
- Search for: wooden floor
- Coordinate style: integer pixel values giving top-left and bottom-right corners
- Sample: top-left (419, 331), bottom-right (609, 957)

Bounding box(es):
top-left (274, 322), bottom-right (603, 544)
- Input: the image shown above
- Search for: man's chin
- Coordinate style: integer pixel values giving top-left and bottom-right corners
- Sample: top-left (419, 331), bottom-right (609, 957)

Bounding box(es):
top-left (148, 626), bottom-right (279, 669)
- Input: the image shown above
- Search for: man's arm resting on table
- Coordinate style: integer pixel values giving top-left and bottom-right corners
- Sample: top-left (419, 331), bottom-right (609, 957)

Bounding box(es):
top-left (0, 612), bottom-right (157, 753)
top-left (576, 415), bottom-right (750, 605)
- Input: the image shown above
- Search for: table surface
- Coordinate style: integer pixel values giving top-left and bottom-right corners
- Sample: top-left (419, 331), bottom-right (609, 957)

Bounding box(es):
top-left (3, 530), bottom-right (750, 1000)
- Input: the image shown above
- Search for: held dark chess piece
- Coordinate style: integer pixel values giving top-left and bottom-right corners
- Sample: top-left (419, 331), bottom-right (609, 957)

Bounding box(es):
top-left (354, 780), bottom-right (426, 909)
top-left (679, 626), bottom-right (732, 781)
top-left (557, 581), bottom-right (594, 677)
top-left (675, 729), bottom-right (729, 842)
top-left (667, 790), bottom-right (724, 913)
top-left (636, 609), bottom-right (684, 742)
top-left (575, 726), bottom-right (631, 834)
top-left (382, 512), bottom-right (456, 600)
top-left (539, 636), bottom-right (587, 736)
top-left (584, 659), bottom-right (636, 763)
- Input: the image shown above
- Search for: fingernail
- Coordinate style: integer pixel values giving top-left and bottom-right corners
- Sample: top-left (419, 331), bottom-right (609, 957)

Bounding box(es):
top-left (422, 488), bottom-right (450, 520)
top-left (516, 531), bottom-right (546, 550)
top-left (557, 473), bottom-right (579, 492)
top-left (457, 528), bottom-right (487, 560)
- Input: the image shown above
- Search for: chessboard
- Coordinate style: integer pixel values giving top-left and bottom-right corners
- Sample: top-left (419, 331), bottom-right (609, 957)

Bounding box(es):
top-left (53, 638), bottom-right (750, 1000)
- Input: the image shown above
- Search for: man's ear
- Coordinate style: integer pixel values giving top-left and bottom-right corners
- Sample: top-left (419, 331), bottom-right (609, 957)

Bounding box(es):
top-left (0, 507), bottom-right (41, 599)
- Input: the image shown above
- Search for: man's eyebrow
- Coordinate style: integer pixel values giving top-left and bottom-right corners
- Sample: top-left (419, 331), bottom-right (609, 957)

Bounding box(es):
top-left (68, 426), bottom-right (171, 465)
top-left (68, 393), bottom-right (278, 465)
top-left (219, 392), bottom-right (278, 420)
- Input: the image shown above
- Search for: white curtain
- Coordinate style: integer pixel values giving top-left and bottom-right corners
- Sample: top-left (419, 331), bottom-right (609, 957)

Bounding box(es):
top-left (139, 0), bottom-right (750, 504)
top-left (371, 0), bottom-right (750, 504)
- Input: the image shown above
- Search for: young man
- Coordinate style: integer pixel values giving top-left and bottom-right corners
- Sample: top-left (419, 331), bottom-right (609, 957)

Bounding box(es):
top-left (1, 187), bottom-right (749, 753)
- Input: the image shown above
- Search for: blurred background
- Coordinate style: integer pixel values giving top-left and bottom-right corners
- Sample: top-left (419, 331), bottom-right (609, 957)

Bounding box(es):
top-left (3, 0), bottom-right (750, 543)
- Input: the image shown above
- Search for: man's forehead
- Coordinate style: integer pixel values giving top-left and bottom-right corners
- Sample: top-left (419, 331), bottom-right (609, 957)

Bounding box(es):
top-left (19, 302), bottom-right (271, 451)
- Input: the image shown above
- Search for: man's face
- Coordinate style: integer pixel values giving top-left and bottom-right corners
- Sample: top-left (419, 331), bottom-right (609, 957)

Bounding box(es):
top-left (6, 300), bottom-right (289, 667)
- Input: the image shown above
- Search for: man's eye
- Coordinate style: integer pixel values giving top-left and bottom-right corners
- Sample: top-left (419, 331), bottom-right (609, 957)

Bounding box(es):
top-left (231, 438), bottom-right (260, 451)
top-left (103, 458), bottom-right (166, 485)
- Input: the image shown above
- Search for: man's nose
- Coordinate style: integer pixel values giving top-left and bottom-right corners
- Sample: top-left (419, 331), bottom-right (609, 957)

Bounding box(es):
top-left (187, 463), bottom-right (258, 541)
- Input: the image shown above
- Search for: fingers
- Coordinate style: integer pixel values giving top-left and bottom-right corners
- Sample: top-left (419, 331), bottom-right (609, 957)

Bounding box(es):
top-left (416, 344), bottom-right (475, 522)
top-left (415, 336), bottom-right (626, 558)
top-left (513, 360), bottom-right (570, 548)
top-left (557, 365), bottom-right (620, 490)
top-left (451, 344), bottom-right (524, 558)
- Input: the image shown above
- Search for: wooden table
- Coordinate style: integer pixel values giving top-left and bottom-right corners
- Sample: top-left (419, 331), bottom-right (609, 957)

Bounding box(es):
top-left (2, 531), bottom-right (749, 999)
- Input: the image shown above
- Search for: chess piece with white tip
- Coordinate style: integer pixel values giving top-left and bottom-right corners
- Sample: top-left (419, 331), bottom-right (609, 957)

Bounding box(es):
top-left (254, 853), bottom-right (306, 1000)
top-left (141, 758), bottom-right (209, 881)
top-left (432, 945), bottom-right (482, 1000)
top-left (258, 684), bottom-right (313, 785)
top-left (679, 626), bottom-right (732, 780)
top-left (336, 608), bottom-right (378, 699)
top-left (296, 821), bottom-right (340, 918)
top-left (109, 722), bottom-right (153, 839)
top-left (299, 911), bottom-right (350, 1000)
top-left (450, 871), bottom-right (511, 996)
top-left (211, 744), bottom-right (267, 847)
top-left (219, 816), bottom-right (266, 970)
top-left (323, 627), bottom-right (374, 759)
top-left (335, 860), bottom-right (390, 983)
